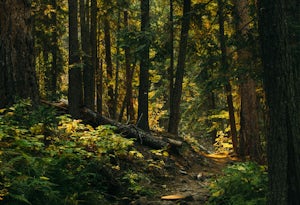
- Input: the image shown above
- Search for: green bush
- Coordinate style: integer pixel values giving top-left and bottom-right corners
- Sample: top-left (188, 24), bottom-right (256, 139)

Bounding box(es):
top-left (0, 101), bottom-right (145, 205)
top-left (2, 99), bottom-right (58, 128)
top-left (207, 162), bottom-right (268, 205)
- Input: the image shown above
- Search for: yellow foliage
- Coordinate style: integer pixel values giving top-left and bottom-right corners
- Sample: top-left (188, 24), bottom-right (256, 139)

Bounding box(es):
top-left (150, 149), bottom-right (168, 157)
top-left (208, 110), bottom-right (229, 120)
top-left (39, 176), bottom-right (50, 181)
top-left (112, 165), bottom-right (120, 171)
top-left (30, 123), bottom-right (45, 135)
top-left (148, 97), bottom-right (167, 131)
top-left (163, 151), bottom-right (169, 157)
top-left (129, 150), bottom-right (144, 159)
top-left (212, 189), bottom-right (224, 197)
top-left (214, 131), bottom-right (233, 153)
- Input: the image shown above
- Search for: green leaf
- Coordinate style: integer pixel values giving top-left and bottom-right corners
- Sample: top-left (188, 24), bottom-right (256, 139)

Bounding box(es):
top-left (9, 193), bottom-right (32, 205)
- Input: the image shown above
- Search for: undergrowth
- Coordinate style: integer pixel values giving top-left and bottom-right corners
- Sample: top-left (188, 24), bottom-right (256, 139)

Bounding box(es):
top-left (0, 100), bottom-right (152, 205)
top-left (207, 161), bottom-right (268, 205)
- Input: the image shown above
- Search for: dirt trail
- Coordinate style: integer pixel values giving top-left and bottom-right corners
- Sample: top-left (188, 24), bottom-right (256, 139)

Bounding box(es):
top-left (131, 151), bottom-right (237, 205)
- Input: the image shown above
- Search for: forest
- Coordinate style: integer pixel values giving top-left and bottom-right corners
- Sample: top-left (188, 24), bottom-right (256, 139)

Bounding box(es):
top-left (0, 0), bottom-right (299, 204)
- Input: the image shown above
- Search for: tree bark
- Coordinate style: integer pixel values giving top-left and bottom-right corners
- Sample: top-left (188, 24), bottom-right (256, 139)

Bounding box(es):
top-left (82, 108), bottom-right (182, 150)
top-left (137, 0), bottom-right (150, 131)
top-left (80, 0), bottom-right (95, 111)
top-left (168, 0), bottom-right (175, 118)
top-left (234, 0), bottom-right (262, 161)
top-left (97, 59), bottom-right (103, 115)
top-left (217, 0), bottom-right (238, 153)
top-left (259, 0), bottom-right (300, 203)
top-left (239, 78), bottom-right (261, 160)
top-left (104, 16), bottom-right (115, 118)
top-left (50, 0), bottom-right (58, 98)
top-left (68, 0), bottom-right (83, 118)
top-left (90, 0), bottom-right (97, 111)
top-left (0, 0), bottom-right (39, 108)
top-left (168, 0), bottom-right (191, 135)
top-left (123, 10), bottom-right (135, 122)
top-left (114, 11), bottom-right (121, 121)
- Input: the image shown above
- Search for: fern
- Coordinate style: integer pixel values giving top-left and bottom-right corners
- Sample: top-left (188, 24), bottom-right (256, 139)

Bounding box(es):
top-left (207, 162), bottom-right (268, 205)
top-left (8, 193), bottom-right (32, 205)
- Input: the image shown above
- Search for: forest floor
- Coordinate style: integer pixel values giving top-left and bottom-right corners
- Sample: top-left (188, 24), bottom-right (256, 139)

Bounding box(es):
top-left (124, 141), bottom-right (239, 205)
top-left (40, 100), bottom-right (237, 205)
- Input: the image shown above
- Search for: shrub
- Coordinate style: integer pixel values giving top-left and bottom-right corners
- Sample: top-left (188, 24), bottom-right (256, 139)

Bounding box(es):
top-left (207, 162), bottom-right (268, 205)
top-left (1, 99), bottom-right (58, 129)
top-left (0, 101), bottom-right (145, 205)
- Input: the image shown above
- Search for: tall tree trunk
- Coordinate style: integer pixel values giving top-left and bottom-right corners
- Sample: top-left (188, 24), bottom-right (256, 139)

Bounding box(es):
top-left (168, 0), bottom-right (174, 116)
top-left (217, 0), bottom-right (238, 153)
top-left (43, 50), bottom-right (51, 97)
top-left (122, 10), bottom-right (135, 122)
top-left (68, 0), bottom-right (83, 118)
top-left (137, 0), bottom-right (150, 131)
top-left (259, 0), bottom-right (300, 204)
top-left (51, 0), bottom-right (58, 99)
top-left (91, 0), bottom-right (97, 111)
top-left (104, 16), bottom-right (115, 118)
top-left (0, 0), bottom-right (39, 108)
top-left (239, 78), bottom-right (261, 158)
top-left (168, 0), bottom-right (191, 135)
top-left (80, 0), bottom-right (94, 110)
top-left (97, 59), bottom-right (103, 115)
top-left (114, 11), bottom-right (121, 120)
top-left (239, 78), bottom-right (261, 159)
top-left (164, 0), bottom-right (175, 130)
top-left (96, 9), bottom-right (102, 115)
top-left (226, 86), bottom-right (238, 153)
top-left (234, 0), bottom-right (262, 161)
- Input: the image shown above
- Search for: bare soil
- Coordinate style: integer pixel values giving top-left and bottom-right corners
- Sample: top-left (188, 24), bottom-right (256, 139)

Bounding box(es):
top-left (127, 143), bottom-right (238, 205)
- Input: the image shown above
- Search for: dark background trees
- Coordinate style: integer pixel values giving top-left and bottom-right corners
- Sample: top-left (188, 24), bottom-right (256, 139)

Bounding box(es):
top-left (32, 0), bottom-right (67, 100)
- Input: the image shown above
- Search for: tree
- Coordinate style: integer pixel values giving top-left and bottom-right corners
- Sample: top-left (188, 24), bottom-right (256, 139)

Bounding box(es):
top-left (0, 0), bottom-right (39, 107)
top-left (259, 0), bottom-right (300, 203)
top-left (104, 15), bottom-right (115, 118)
top-left (114, 10), bottom-right (121, 121)
top-left (137, 0), bottom-right (150, 131)
top-left (68, 0), bottom-right (83, 118)
top-left (168, 0), bottom-right (174, 118)
top-left (32, 0), bottom-right (67, 100)
top-left (119, 9), bottom-right (135, 123)
top-left (97, 59), bottom-right (103, 115)
top-left (80, 0), bottom-right (95, 111)
top-left (91, 0), bottom-right (98, 112)
top-left (234, 0), bottom-right (262, 161)
top-left (50, 0), bottom-right (59, 99)
top-left (168, 0), bottom-right (191, 135)
top-left (217, 0), bottom-right (238, 153)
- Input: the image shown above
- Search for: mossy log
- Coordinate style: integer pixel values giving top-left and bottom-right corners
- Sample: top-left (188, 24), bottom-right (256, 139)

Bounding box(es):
top-left (40, 100), bottom-right (182, 149)
top-left (81, 108), bottom-right (182, 149)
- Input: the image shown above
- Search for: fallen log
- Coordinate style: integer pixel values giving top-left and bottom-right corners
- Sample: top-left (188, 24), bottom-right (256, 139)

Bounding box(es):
top-left (40, 99), bottom-right (68, 114)
top-left (81, 107), bottom-right (182, 149)
top-left (40, 99), bottom-right (182, 150)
